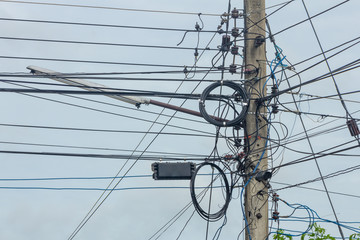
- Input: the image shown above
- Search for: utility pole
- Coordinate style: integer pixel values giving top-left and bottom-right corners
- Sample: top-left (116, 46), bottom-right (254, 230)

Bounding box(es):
top-left (243, 0), bottom-right (268, 240)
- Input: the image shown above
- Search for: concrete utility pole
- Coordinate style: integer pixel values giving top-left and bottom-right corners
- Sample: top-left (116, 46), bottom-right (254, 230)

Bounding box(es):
top-left (243, 0), bottom-right (268, 240)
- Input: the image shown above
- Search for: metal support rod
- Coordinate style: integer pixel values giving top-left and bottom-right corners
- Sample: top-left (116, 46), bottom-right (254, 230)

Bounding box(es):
top-left (26, 65), bottom-right (226, 122)
top-left (150, 99), bottom-right (226, 122)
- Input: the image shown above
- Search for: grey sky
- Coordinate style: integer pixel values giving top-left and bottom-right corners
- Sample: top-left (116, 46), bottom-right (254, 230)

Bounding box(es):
top-left (0, 0), bottom-right (359, 239)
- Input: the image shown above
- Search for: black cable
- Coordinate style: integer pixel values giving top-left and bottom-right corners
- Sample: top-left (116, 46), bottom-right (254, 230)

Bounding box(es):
top-left (175, 209), bottom-right (197, 240)
top-left (244, 0), bottom-right (294, 36)
top-left (69, 24), bottom-right (221, 240)
top-left (0, 17), bottom-right (221, 32)
top-left (0, 36), bottom-right (216, 51)
top-left (0, 0), bottom-right (221, 16)
top-left (284, 2), bottom-right (353, 234)
top-left (270, 0), bottom-right (350, 38)
top-left (269, 50), bottom-right (354, 240)
top-left (149, 173), bottom-right (220, 240)
top-left (0, 87), bottom-right (205, 99)
top-left (280, 109), bottom-right (360, 145)
top-left (68, 108), bottom-right (185, 239)
top-left (2, 35), bottom-right (358, 82)
top-left (199, 81), bottom-right (249, 127)
top-left (0, 79), bottom-right (211, 125)
top-left (250, 36), bottom-right (360, 90)
top-left (274, 163), bottom-right (360, 192)
top-left (280, 124), bottom-right (347, 150)
top-left (148, 200), bottom-right (194, 240)
top-left (0, 55), bottom-right (219, 70)
top-left (277, 108), bottom-right (360, 121)
top-left (0, 150), bottom-right (213, 161)
top-left (280, 90), bottom-right (360, 106)
top-left (272, 141), bottom-right (359, 171)
top-left (6, 87), bottom-right (214, 136)
top-left (301, 0), bottom-right (359, 149)
top-left (190, 162), bottom-right (230, 221)
top-left (260, 58), bottom-right (360, 102)
top-left (290, 36), bottom-right (360, 70)
top-left (0, 140), bottom-right (208, 158)
top-left (271, 181), bottom-right (360, 199)
top-left (271, 132), bottom-right (359, 157)
top-left (0, 123), bottom-right (216, 138)
top-left (0, 75), bottom-right (220, 82)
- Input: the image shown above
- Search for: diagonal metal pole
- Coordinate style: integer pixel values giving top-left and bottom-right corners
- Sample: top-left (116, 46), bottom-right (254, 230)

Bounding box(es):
top-left (26, 65), bottom-right (226, 122)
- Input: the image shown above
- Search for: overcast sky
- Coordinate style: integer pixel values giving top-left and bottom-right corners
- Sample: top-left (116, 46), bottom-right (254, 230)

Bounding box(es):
top-left (0, 0), bottom-right (359, 239)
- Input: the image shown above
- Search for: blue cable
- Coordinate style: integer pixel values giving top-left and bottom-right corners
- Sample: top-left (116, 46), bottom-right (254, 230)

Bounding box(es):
top-left (240, 108), bottom-right (272, 240)
top-left (269, 200), bottom-right (360, 238)
top-left (263, 55), bottom-right (287, 93)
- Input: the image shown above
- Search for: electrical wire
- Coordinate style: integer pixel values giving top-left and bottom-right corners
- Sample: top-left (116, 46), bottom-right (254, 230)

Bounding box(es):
top-left (0, 150), bottom-right (213, 161)
top-left (280, 90), bottom-right (360, 106)
top-left (270, 0), bottom-right (350, 38)
top-left (0, 17), bottom-right (221, 32)
top-left (2, 80), bottom-right (215, 135)
top-left (0, 0), bottom-right (359, 238)
top-left (0, 55), bottom-right (219, 70)
top-left (190, 162), bottom-right (231, 221)
top-left (0, 74), bottom-right (220, 82)
top-left (0, 36), bottom-right (217, 51)
top-left (273, 163), bottom-right (360, 192)
top-left (301, 0), bottom-right (359, 149)
top-left (261, 58), bottom-right (360, 102)
top-left (0, 0), bottom-right (221, 16)
top-left (68, 22), bottom-right (222, 240)
top-left (0, 122), bottom-right (216, 138)
top-left (0, 78), bottom-right (213, 126)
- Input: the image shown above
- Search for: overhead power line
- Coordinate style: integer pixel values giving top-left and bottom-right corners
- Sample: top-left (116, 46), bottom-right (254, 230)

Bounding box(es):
top-left (273, 163), bottom-right (360, 192)
top-left (261, 58), bottom-right (360, 102)
top-left (274, 182), bottom-right (360, 199)
top-left (0, 0), bottom-right (221, 16)
top-left (277, 108), bottom-right (360, 121)
top-left (2, 81), bottom-right (215, 135)
top-left (281, 90), bottom-right (360, 105)
top-left (0, 55), bottom-right (216, 70)
top-left (0, 150), bottom-right (210, 161)
top-left (0, 87), bottom-right (205, 99)
top-left (0, 122), bottom-right (215, 138)
top-left (273, 142), bottom-right (359, 171)
top-left (270, 0), bottom-right (350, 37)
top-left (67, 30), bottom-right (221, 240)
top-left (0, 75), bottom-right (218, 83)
top-left (0, 186), bottom-right (196, 191)
top-left (0, 17), bottom-right (220, 32)
top-left (0, 140), bottom-right (208, 158)
top-left (0, 36), bottom-right (217, 51)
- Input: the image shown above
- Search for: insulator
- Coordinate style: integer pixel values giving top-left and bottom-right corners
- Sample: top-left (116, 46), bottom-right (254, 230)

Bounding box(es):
top-left (231, 46), bottom-right (239, 55)
top-left (272, 211), bottom-right (279, 220)
top-left (231, 8), bottom-right (239, 18)
top-left (271, 105), bottom-right (279, 114)
top-left (221, 35), bottom-right (231, 52)
top-left (347, 119), bottom-right (360, 136)
top-left (254, 36), bottom-right (265, 47)
top-left (229, 64), bottom-right (237, 74)
top-left (232, 27), bottom-right (240, 38)
top-left (271, 85), bottom-right (278, 95)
